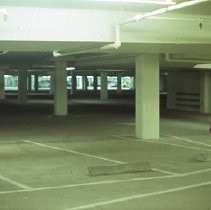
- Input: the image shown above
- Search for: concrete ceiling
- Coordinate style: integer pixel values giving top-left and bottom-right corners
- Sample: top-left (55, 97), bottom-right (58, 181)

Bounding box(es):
top-left (1, 0), bottom-right (211, 72)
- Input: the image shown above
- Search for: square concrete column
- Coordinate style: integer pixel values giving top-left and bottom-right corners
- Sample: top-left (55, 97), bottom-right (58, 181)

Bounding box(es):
top-left (54, 61), bottom-right (67, 116)
top-left (200, 72), bottom-right (211, 113)
top-left (18, 69), bottom-right (28, 104)
top-left (135, 54), bottom-right (160, 140)
top-left (34, 74), bottom-right (39, 92)
top-left (71, 72), bottom-right (76, 95)
top-left (100, 72), bottom-right (108, 100)
top-left (83, 76), bottom-right (88, 91)
top-left (27, 74), bottom-right (32, 92)
top-left (50, 72), bottom-right (55, 95)
top-left (117, 73), bottom-right (122, 94)
top-left (0, 71), bottom-right (5, 100)
top-left (93, 75), bottom-right (98, 92)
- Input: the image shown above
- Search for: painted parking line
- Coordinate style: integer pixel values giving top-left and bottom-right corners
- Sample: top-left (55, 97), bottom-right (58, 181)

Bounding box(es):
top-left (24, 139), bottom-right (176, 176)
top-left (111, 134), bottom-right (211, 153)
top-left (151, 168), bottom-right (179, 176)
top-left (1, 168), bottom-right (211, 195)
top-left (164, 134), bottom-right (211, 147)
top-left (64, 180), bottom-right (211, 210)
top-left (150, 140), bottom-right (211, 153)
top-left (110, 135), bottom-right (183, 175)
top-left (0, 174), bottom-right (32, 190)
top-left (0, 175), bottom-right (171, 195)
top-left (23, 140), bottom-right (123, 164)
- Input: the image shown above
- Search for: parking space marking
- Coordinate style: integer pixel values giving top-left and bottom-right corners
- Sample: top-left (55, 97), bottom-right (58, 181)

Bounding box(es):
top-left (65, 180), bottom-right (211, 210)
top-left (151, 140), bottom-right (211, 153)
top-left (164, 135), bottom-right (211, 147)
top-left (0, 175), bottom-right (169, 195)
top-left (23, 140), bottom-right (124, 164)
top-left (24, 139), bottom-right (177, 176)
top-left (1, 168), bottom-right (211, 195)
top-left (0, 174), bottom-right (32, 190)
top-left (111, 134), bottom-right (211, 153)
top-left (151, 168), bottom-right (179, 175)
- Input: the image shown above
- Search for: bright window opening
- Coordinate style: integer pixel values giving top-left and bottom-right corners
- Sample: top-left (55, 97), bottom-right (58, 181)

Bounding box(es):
top-left (67, 76), bottom-right (72, 90)
top-left (76, 76), bottom-right (83, 90)
top-left (87, 76), bottom-right (94, 90)
top-left (107, 76), bottom-right (117, 90)
top-left (38, 76), bottom-right (50, 91)
top-left (121, 76), bottom-right (134, 90)
top-left (4, 75), bottom-right (18, 91)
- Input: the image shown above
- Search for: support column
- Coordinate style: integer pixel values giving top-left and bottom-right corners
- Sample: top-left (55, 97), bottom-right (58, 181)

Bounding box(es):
top-left (0, 71), bottom-right (5, 100)
top-left (83, 76), bottom-right (88, 91)
top-left (100, 72), bottom-right (108, 100)
top-left (54, 61), bottom-right (67, 116)
top-left (200, 72), bottom-right (211, 113)
top-left (135, 54), bottom-right (159, 140)
top-left (93, 75), bottom-right (98, 92)
top-left (18, 69), bottom-right (27, 104)
top-left (27, 74), bottom-right (32, 92)
top-left (71, 72), bottom-right (76, 95)
top-left (50, 72), bottom-right (55, 95)
top-left (117, 73), bottom-right (122, 94)
top-left (34, 74), bottom-right (39, 92)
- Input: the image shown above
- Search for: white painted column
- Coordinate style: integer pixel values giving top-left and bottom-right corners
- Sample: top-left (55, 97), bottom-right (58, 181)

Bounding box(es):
top-left (18, 69), bottom-right (28, 104)
top-left (135, 54), bottom-right (159, 140)
top-left (200, 72), bottom-right (211, 113)
top-left (54, 61), bottom-right (67, 116)
top-left (100, 72), bottom-right (108, 100)
top-left (0, 71), bottom-right (5, 100)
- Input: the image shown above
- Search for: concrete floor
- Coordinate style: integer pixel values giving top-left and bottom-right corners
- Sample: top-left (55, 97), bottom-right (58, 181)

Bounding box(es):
top-left (0, 98), bottom-right (211, 210)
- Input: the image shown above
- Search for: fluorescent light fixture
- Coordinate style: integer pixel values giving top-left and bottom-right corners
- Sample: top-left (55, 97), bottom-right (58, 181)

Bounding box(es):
top-left (194, 64), bottom-right (211, 70)
top-left (66, 67), bottom-right (76, 71)
top-left (94, 0), bottom-right (175, 5)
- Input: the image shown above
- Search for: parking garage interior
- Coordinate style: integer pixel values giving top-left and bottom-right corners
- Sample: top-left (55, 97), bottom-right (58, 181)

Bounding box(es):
top-left (0, 0), bottom-right (211, 209)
